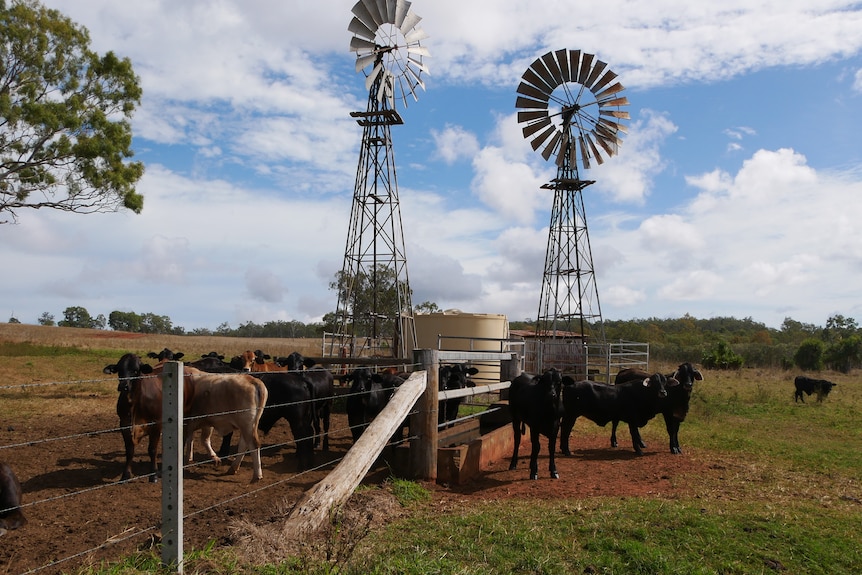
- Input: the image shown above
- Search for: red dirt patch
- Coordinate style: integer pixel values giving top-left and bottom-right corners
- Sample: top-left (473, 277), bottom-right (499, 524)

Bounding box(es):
top-left (1, 408), bottom-right (710, 574)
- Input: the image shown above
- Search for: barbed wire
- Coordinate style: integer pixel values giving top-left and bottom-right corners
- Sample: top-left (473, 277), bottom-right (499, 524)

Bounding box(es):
top-left (2, 361), bottom-right (499, 575)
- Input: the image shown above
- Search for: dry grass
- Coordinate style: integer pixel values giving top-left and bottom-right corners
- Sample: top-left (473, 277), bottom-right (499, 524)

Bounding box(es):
top-left (0, 323), bottom-right (321, 358)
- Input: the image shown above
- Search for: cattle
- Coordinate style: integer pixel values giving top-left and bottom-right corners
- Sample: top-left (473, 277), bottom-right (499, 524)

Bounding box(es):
top-left (175, 367), bottom-right (268, 482)
top-left (613, 363), bottom-right (704, 454)
top-left (344, 368), bottom-right (399, 443)
top-left (277, 352), bottom-right (335, 451)
top-left (438, 364), bottom-right (480, 427)
top-left (215, 371), bottom-right (317, 470)
top-left (103, 353), bottom-right (173, 482)
top-left (0, 461), bottom-right (26, 536)
top-left (235, 349), bottom-right (288, 373)
top-left (560, 373), bottom-right (678, 456)
top-left (147, 348), bottom-right (184, 362)
top-left (187, 353), bottom-right (242, 374)
top-left (104, 355), bottom-right (265, 482)
top-left (508, 368), bottom-right (567, 480)
top-left (794, 376), bottom-right (837, 403)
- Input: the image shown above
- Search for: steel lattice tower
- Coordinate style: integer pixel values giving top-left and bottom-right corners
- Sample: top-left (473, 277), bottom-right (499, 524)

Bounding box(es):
top-left (515, 49), bottom-right (629, 375)
top-left (535, 122), bottom-right (606, 347)
top-left (331, 62), bottom-right (416, 359)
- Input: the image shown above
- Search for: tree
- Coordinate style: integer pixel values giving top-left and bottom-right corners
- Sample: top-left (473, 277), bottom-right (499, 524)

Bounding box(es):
top-left (329, 265), bottom-right (411, 338)
top-left (414, 301), bottom-right (440, 314)
top-left (108, 310), bottom-right (141, 332)
top-left (37, 311), bottom-right (54, 325)
top-left (8, 315), bottom-right (20, 323)
top-left (1, 0), bottom-right (144, 224)
top-left (57, 305), bottom-right (98, 328)
top-left (794, 338), bottom-right (824, 371)
top-left (701, 340), bottom-right (744, 370)
top-left (824, 335), bottom-right (861, 374)
top-left (823, 314), bottom-right (858, 344)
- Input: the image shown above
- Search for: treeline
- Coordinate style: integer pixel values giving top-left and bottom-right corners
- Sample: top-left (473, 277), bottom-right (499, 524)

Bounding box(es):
top-left (11, 308), bottom-right (861, 372)
top-left (18, 307), bottom-right (327, 339)
top-left (600, 314), bottom-right (861, 372)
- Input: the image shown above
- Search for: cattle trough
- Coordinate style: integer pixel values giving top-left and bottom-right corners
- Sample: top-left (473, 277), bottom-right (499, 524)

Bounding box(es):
top-left (387, 403), bottom-right (515, 486)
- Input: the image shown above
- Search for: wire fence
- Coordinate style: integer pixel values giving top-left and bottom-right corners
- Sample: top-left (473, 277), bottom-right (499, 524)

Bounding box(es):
top-left (0, 366), bottom-right (423, 575)
top-left (0, 353), bottom-right (514, 575)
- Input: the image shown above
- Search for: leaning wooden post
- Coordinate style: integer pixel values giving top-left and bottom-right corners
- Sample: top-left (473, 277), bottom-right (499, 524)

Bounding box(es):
top-left (281, 371), bottom-right (426, 537)
top-left (410, 349), bottom-right (439, 481)
top-left (161, 361), bottom-right (184, 573)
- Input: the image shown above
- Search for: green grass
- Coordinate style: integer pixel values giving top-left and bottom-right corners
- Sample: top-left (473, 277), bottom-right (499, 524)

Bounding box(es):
top-left (347, 498), bottom-right (861, 575)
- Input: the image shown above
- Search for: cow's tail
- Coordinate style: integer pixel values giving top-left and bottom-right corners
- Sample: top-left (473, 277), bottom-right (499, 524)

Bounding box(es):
top-left (252, 380), bottom-right (268, 448)
top-left (302, 376), bottom-right (318, 422)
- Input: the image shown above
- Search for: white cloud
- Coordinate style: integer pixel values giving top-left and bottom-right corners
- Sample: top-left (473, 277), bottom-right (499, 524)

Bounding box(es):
top-left (245, 268), bottom-right (287, 303)
top-left (854, 68), bottom-right (862, 93)
top-left (432, 125), bottom-right (481, 164)
top-left (593, 110), bottom-right (678, 204)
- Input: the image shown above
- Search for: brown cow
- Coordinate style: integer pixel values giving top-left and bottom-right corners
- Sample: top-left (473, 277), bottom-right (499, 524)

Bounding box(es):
top-left (175, 367), bottom-right (268, 482)
top-left (0, 461), bottom-right (26, 536)
top-left (235, 349), bottom-right (288, 373)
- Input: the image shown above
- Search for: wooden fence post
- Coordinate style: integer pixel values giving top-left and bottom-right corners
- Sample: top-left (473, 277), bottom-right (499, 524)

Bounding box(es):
top-left (410, 349), bottom-right (438, 481)
top-left (161, 361), bottom-right (184, 573)
top-left (281, 371), bottom-right (426, 536)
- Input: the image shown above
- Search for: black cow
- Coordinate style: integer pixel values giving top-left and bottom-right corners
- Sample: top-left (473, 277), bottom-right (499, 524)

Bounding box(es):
top-left (794, 376), bottom-right (837, 403)
top-left (278, 352), bottom-right (335, 451)
top-left (103, 353), bottom-right (163, 481)
top-left (215, 372), bottom-right (316, 470)
top-left (187, 353), bottom-right (242, 373)
top-left (344, 368), bottom-right (398, 443)
top-left (147, 348), bottom-right (184, 362)
top-left (508, 368), bottom-right (567, 480)
top-left (438, 364), bottom-right (480, 427)
top-left (0, 461), bottom-right (26, 536)
top-left (560, 373), bottom-right (678, 456)
top-left (613, 362), bottom-right (704, 454)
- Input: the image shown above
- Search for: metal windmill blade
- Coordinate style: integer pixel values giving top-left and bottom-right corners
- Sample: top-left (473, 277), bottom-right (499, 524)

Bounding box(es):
top-left (349, 0), bottom-right (429, 108)
top-left (515, 49), bottom-right (628, 170)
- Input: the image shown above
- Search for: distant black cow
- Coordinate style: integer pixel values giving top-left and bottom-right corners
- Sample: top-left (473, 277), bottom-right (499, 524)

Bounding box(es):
top-left (613, 362), bottom-right (704, 454)
top-left (438, 364), bottom-right (480, 427)
top-left (0, 461), bottom-right (26, 536)
top-left (188, 353), bottom-right (242, 373)
top-left (560, 373), bottom-right (678, 456)
top-left (794, 376), bottom-right (837, 403)
top-left (508, 368), bottom-right (567, 480)
top-left (147, 348), bottom-right (184, 362)
top-left (277, 352), bottom-right (335, 451)
top-left (344, 368), bottom-right (399, 443)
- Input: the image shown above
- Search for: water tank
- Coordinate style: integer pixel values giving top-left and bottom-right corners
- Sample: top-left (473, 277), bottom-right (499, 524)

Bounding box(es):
top-left (414, 310), bottom-right (510, 383)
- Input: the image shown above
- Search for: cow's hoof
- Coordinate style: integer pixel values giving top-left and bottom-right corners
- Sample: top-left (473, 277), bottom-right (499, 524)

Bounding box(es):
top-left (250, 475), bottom-right (262, 484)
top-left (530, 473), bottom-right (538, 480)
top-left (551, 471), bottom-right (559, 479)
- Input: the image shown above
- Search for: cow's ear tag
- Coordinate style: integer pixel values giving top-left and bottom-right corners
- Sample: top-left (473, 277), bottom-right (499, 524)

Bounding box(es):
top-left (642, 378), bottom-right (650, 387)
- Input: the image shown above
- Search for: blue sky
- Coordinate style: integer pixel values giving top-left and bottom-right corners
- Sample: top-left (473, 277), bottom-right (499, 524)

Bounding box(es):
top-left (2, 0), bottom-right (862, 331)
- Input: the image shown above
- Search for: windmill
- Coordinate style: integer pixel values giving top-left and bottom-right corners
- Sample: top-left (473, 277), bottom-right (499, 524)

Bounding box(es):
top-left (330, 0), bottom-right (429, 359)
top-left (515, 49), bottom-right (629, 375)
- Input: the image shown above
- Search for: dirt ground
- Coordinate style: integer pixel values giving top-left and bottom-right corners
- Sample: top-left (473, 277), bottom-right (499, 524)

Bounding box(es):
top-left (1, 406), bottom-right (708, 575)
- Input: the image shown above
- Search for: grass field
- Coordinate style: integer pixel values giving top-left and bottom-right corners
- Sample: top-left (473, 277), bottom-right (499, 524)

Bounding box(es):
top-left (1, 324), bottom-right (860, 574)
